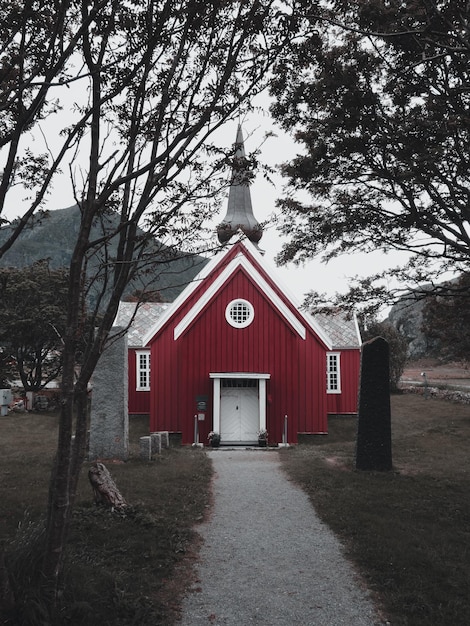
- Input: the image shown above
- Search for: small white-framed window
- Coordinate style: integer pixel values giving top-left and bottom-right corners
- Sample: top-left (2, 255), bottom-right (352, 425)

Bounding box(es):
top-left (326, 352), bottom-right (341, 394)
top-left (136, 350), bottom-right (150, 391)
top-left (225, 298), bottom-right (254, 328)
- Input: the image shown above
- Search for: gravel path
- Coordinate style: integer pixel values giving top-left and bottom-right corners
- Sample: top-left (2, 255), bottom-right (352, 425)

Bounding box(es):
top-left (179, 449), bottom-right (383, 625)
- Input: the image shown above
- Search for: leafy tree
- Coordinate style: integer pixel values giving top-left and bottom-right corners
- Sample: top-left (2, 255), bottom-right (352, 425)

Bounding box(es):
top-left (0, 0), bottom-right (92, 244)
top-left (0, 0), bottom-right (297, 615)
top-left (0, 262), bottom-right (69, 391)
top-left (361, 319), bottom-right (409, 391)
top-left (123, 288), bottom-right (163, 303)
top-left (422, 273), bottom-right (470, 363)
top-left (270, 1), bottom-right (470, 313)
top-left (0, 348), bottom-right (14, 387)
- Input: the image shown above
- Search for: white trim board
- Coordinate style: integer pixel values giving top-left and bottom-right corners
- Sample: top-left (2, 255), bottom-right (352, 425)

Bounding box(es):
top-left (143, 237), bottom-right (333, 349)
top-left (210, 372), bottom-right (269, 436)
top-left (209, 372), bottom-right (271, 380)
top-left (174, 253), bottom-right (308, 340)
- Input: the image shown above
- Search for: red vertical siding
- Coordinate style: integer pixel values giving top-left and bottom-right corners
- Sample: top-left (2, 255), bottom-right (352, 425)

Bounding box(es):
top-left (326, 349), bottom-right (360, 415)
top-left (149, 268), bottom-right (334, 443)
top-left (128, 349), bottom-right (150, 414)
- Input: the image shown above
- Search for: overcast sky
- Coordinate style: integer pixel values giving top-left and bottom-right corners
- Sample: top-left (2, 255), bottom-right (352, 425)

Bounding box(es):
top-left (2, 94), bottom-right (404, 312)
top-left (223, 117), bottom-right (405, 310)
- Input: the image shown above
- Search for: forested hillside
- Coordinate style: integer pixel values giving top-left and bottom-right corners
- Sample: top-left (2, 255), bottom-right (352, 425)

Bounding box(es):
top-left (0, 206), bottom-right (207, 303)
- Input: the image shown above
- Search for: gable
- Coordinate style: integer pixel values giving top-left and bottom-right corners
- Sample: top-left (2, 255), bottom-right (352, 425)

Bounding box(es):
top-left (142, 238), bottom-right (336, 349)
top-left (174, 253), bottom-right (308, 340)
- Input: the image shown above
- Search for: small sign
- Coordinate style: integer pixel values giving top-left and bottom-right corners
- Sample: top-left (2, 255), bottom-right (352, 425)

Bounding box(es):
top-left (196, 395), bottom-right (208, 411)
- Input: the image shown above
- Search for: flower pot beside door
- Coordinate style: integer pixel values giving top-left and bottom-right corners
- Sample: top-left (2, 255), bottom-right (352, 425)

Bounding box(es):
top-left (208, 431), bottom-right (221, 448)
top-left (257, 429), bottom-right (268, 447)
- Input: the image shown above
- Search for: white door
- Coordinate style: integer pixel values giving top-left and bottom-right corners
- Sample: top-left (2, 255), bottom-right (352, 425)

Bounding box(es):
top-left (220, 383), bottom-right (259, 443)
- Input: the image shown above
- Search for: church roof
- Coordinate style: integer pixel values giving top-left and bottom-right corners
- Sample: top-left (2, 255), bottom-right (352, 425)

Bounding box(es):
top-left (114, 243), bottom-right (361, 351)
top-left (115, 282), bottom-right (360, 351)
top-left (313, 311), bottom-right (362, 349)
top-left (114, 301), bottom-right (169, 347)
top-left (113, 124), bottom-right (361, 352)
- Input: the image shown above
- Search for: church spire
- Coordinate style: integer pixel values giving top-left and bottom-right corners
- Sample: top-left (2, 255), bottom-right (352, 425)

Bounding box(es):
top-left (217, 125), bottom-right (263, 245)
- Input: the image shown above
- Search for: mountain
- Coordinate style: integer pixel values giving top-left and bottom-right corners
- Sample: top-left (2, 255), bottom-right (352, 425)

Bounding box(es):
top-left (387, 293), bottom-right (437, 359)
top-left (0, 205), bottom-right (208, 302)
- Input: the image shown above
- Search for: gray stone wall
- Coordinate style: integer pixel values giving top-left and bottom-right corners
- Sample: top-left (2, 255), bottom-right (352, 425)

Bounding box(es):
top-left (89, 328), bottom-right (129, 460)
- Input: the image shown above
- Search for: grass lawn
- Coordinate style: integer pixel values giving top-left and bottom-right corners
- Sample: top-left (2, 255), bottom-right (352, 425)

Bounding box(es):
top-left (280, 393), bottom-right (470, 626)
top-left (0, 413), bottom-right (212, 625)
top-left (1, 393), bottom-right (469, 625)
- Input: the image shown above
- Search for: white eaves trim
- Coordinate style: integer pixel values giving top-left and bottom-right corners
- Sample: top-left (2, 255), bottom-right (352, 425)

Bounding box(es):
top-left (141, 249), bottom-right (222, 346)
top-left (353, 312), bottom-right (363, 347)
top-left (175, 253), bottom-right (306, 340)
top-left (242, 239), bottom-right (333, 349)
top-left (142, 236), bottom-right (333, 349)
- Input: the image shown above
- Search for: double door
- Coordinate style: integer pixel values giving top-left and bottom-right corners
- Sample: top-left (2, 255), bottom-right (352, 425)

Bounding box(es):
top-left (220, 380), bottom-right (259, 443)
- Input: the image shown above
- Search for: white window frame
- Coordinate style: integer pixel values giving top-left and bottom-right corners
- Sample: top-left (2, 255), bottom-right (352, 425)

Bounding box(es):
top-left (326, 352), bottom-right (341, 394)
top-left (136, 350), bottom-right (150, 391)
top-left (225, 298), bottom-right (255, 329)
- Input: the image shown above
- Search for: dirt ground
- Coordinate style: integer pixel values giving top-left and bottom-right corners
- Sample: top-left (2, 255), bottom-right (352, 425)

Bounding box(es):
top-left (401, 358), bottom-right (470, 388)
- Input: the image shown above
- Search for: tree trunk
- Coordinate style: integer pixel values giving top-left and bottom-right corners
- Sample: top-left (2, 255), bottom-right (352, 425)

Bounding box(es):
top-left (41, 365), bottom-right (89, 605)
top-left (42, 407), bottom-right (76, 598)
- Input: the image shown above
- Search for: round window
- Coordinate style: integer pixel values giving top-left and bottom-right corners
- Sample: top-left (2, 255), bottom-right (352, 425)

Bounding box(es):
top-left (225, 299), bottom-right (254, 328)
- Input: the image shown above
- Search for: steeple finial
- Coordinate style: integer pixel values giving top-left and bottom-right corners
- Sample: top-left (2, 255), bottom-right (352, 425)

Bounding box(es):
top-left (217, 125), bottom-right (263, 245)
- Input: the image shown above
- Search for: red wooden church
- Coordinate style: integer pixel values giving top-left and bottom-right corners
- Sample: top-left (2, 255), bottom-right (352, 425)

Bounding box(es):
top-left (116, 127), bottom-right (361, 445)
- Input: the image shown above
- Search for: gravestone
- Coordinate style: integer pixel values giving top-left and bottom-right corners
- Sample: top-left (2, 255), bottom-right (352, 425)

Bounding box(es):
top-left (89, 328), bottom-right (129, 460)
top-left (356, 336), bottom-right (393, 471)
top-left (157, 430), bottom-right (169, 449)
top-left (140, 436), bottom-right (152, 461)
top-left (150, 432), bottom-right (162, 455)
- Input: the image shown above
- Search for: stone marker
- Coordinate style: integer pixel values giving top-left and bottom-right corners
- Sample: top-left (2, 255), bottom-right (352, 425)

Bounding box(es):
top-left (157, 430), bottom-right (169, 449)
top-left (150, 432), bottom-right (162, 455)
top-left (140, 436), bottom-right (152, 461)
top-left (89, 328), bottom-right (129, 460)
top-left (356, 336), bottom-right (392, 471)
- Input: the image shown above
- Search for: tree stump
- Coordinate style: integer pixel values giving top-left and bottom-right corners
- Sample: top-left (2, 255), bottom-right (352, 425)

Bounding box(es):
top-left (356, 336), bottom-right (393, 471)
top-left (88, 462), bottom-right (127, 510)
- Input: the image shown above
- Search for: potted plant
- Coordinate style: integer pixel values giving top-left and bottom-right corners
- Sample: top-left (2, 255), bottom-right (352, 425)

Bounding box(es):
top-left (257, 428), bottom-right (268, 447)
top-left (208, 431), bottom-right (221, 448)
